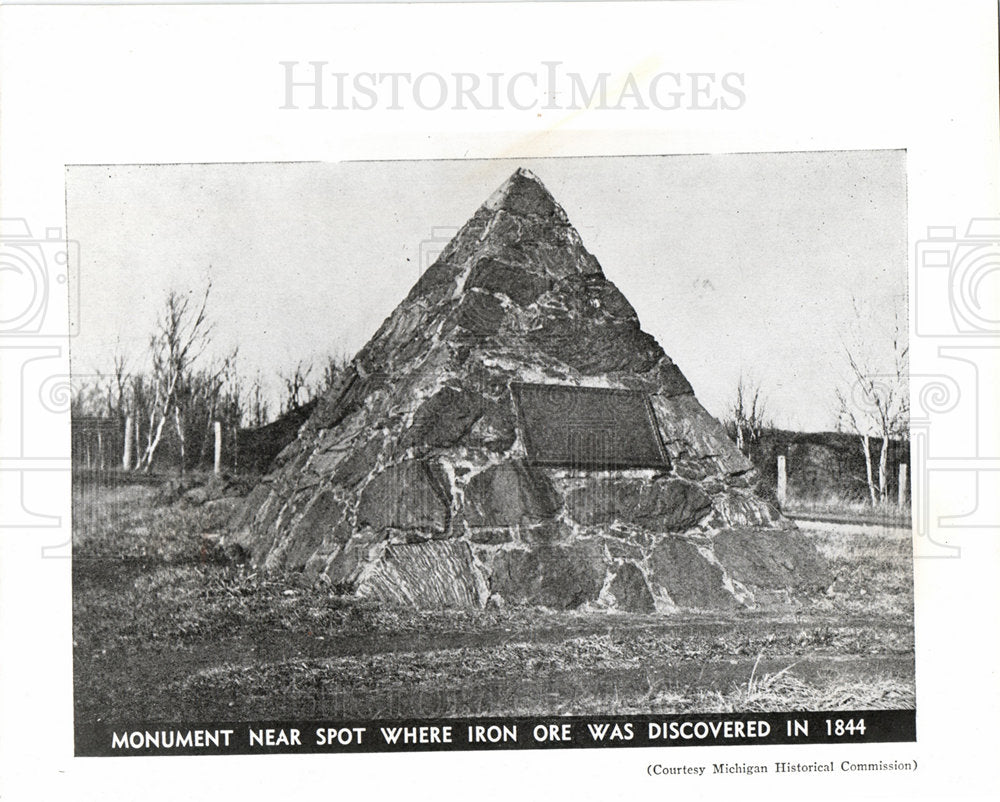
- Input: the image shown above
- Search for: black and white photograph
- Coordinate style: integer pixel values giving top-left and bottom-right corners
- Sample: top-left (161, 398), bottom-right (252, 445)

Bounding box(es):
top-left (1, 1), bottom-right (997, 798)
top-left (67, 153), bottom-right (914, 752)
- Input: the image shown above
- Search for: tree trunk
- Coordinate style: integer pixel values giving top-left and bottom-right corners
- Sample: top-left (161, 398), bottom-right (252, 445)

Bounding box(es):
top-left (862, 434), bottom-right (877, 506)
top-left (878, 433), bottom-right (889, 504)
top-left (141, 411), bottom-right (169, 473)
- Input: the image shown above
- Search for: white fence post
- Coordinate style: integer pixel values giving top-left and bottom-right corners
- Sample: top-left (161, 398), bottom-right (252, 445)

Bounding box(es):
top-left (776, 455), bottom-right (787, 506)
top-left (898, 463), bottom-right (908, 509)
top-left (213, 421), bottom-right (222, 475)
top-left (123, 415), bottom-right (134, 471)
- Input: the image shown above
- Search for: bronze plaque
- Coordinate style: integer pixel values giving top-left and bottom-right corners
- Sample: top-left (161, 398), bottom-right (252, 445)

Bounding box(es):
top-left (511, 382), bottom-right (669, 469)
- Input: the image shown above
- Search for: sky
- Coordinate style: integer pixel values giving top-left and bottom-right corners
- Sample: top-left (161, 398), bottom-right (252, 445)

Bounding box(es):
top-left (65, 152), bottom-right (907, 432)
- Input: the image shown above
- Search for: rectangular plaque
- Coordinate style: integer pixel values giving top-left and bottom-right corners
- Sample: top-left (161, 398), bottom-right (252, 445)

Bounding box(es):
top-left (511, 382), bottom-right (669, 469)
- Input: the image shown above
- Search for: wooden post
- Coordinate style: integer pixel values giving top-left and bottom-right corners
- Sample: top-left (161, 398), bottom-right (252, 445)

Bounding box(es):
top-left (122, 415), bottom-right (134, 471)
top-left (776, 455), bottom-right (787, 506)
top-left (213, 421), bottom-right (222, 475)
top-left (898, 463), bottom-right (908, 509)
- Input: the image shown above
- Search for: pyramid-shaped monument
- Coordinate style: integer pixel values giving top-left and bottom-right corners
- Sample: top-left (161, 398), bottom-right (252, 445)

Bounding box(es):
top-left (230, 169), bottom-right (828, 611)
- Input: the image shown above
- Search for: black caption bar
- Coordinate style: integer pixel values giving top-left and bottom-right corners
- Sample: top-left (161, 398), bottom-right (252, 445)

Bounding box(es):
top-left (76, 710), bottom-right (915, 757)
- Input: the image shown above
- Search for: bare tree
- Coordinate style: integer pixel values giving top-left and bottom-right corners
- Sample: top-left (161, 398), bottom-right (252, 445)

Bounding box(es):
top-left (316, 353), bottom-right (348, 398)
top-left (243, 370), bottom-right (271, 428)
top-left (727, 374), bottom-right (771, 458)
top-left (836, 298), bottom-right (909, 506)
top-left (188, 347), bottom-right (239, 469)
top-left (128, 373), bottom-right (152, 470)
top-left (69, 285), bottom-right (271, 473)
top-left (70, 378), bottom-right (107, 417)
top-left (138, 283), bottom-right (214, 472)
top-left (279, 359), bottom-right (313, 414)
top-left (109, 348), bottom-right (130, 415)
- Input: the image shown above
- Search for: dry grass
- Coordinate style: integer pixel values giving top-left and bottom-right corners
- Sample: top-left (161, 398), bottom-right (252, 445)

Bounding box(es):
top-left (784, 491), bottom-right (911, 526)
top-left (641, 661), bottom-right (915, 715)
top-left (797, 521), bottom-right (913, 618)
top-left (72, 479), bottom-right (915, 723)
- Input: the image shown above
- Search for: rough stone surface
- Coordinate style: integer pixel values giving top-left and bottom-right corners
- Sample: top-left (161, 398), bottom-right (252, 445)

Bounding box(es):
top-left (469, 528), bottom-right (513, 545)
top-left (401, 387), bottom-right (488, 450)
top-left (467, 408), bottom-right (517, 451)
top-left (358, 541), bottom-right (482, 607)
top-left (356, 460), bottom-right (450, 534)
top-left (323, 529), bottom-right (385, 589)
top-left (464, 462), bottom-right (560, 526)
top-left (608, 562), bottom-right (656, 612)
top-left (466, 257), bottom-right (551, 306)
top-left (649, 538), bottom-right (740, 610)
top-left (330, 436), bottom-right (384, 487)
top-left (181, 475), bottom-right (253, 506)
top-left (711, 493), bottom-right (784, 529)
top-left (491, 541), bottom-right (606, 609)
top-left (602, 537), bottom-right (645, 561)
top-left (522, 521), bottom-right (572, 544)
top-left (488, 550), bottom-right (541, 605)
top-left (713, 529), bottom-right (832, 592)
top-left (284, 490), bottom-right (346, 571)
top-left (566, 478), bottom-right (711, 531)
top-left (451, 290), bottom-right (506, 337)
top-left (230, 481), bottom-right (271, 536)
top-left (651, 394), bottom-right (752, 475)
top-left (228, 168), bottom-right (813, 610)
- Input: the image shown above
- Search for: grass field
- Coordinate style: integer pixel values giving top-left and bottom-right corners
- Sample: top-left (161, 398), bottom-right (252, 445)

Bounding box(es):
top-left (783, 493), bottom-right (912, 528)
top-left (72, 480), bottom-right (915, 724)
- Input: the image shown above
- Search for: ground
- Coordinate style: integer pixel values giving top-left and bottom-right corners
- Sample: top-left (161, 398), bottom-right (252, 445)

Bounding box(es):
top-left (72, 479), bottom-right (914, 725)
